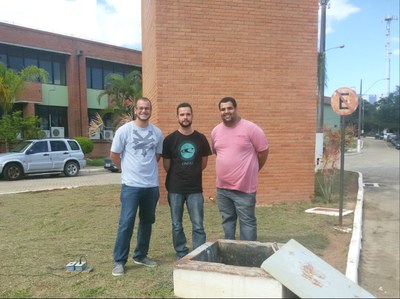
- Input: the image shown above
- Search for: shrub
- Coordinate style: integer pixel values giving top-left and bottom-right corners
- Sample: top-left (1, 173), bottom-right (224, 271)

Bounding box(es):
top-left (74, 136), bottom-right (94, 154)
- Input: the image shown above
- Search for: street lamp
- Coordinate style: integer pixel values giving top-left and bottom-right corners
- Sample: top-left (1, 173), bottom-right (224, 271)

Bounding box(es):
top-left (325, 44), bottom-right (345, 52)
top-left (47, 87), bottom-right (55, 136)
top-left (357, 78), bottom-right (389, 152)
top-left (317, 44), bottom-right (345, 133)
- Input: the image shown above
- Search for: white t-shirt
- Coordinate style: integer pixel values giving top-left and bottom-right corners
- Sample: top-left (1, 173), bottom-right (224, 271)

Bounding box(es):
top-left (111, 121), bottom-right (163, 187)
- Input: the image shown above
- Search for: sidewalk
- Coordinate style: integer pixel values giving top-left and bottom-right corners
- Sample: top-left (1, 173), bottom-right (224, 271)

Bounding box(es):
top-left (0, 166), bottom-right (120, 195)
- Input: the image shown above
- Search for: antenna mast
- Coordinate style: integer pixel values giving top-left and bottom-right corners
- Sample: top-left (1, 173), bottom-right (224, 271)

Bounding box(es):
top-left (384, 15), bottom-right (398, 97)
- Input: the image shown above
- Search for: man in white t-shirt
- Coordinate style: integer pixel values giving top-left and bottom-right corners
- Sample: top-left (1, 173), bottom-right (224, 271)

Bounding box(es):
top-left (110, 97), bottom-right (163, 276)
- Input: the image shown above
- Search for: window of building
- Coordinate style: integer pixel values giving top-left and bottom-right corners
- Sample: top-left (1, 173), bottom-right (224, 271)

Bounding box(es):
top-left (0, 45), bottom-right (8, 66)
top-left (91, 60), bottom-right (103, 90)
top-left (8, 48), bottom-right (24, 72)
top-left (0, 43), bottom-right (67, 85)
top-left (86, 58), bottom-right (140, 90)
top-left (35, 104), bottom-right (68, 135)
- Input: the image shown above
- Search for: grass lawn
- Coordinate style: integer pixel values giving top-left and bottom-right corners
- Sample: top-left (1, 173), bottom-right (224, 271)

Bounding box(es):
top-left (0, 172), bottom-right (358, 298)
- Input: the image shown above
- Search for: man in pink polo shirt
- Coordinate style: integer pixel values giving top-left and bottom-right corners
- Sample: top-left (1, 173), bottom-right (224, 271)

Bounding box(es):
top-left (211, 97), bottom-right (269, 241)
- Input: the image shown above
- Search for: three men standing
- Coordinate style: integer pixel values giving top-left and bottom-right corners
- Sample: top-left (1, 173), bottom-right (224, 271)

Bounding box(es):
top-left (110, 96), bottom-right (268, 275)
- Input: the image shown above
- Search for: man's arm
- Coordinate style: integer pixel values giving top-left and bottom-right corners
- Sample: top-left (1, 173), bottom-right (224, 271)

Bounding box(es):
top-left (258, 149), bottom-right (269, 171)
top-left (202, 156), bottom-right (209, 171)
top-left (163, 157), bottom-right (171, 172)
top-left (110, 151), bottom-right (121, 171)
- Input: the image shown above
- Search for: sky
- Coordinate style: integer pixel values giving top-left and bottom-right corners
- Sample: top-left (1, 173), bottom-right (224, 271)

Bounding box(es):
top-left (0, 0), bottom-right (398, 99)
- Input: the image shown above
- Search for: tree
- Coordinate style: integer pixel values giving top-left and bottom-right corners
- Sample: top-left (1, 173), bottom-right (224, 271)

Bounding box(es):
top-left (376, 86), bottom-right (400, 133)
top-left (0, 111), bottom-right (44, 151)
top-left (345, 86), bottom-right (399, 135)
top-left (0, 64), bottom-right (48, 114)
top-left (91, 70), bottom-right (142, 135)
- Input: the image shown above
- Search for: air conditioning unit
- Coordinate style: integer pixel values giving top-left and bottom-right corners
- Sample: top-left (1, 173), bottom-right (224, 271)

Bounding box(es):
top-left (42, 130), bottom-right (51, 138)
top-left (51, 127), bottom-right (65, 138)
top-left (90, 132), bottom-right (101, 140)
top-left (103, 130), bottom-right (114, 140)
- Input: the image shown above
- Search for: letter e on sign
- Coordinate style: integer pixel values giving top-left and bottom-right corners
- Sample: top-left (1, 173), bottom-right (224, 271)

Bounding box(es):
top-left (330, 87), bottom-right (358, 116)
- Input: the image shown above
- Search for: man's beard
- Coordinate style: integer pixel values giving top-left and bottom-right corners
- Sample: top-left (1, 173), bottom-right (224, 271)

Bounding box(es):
top-left (179, 120), bottom-right (192, 128)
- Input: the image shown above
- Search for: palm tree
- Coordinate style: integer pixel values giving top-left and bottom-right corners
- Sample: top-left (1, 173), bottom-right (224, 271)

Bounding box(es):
top-left (0, 64), bottom-right (48, 114)
top-left (91, 70), bottom-right (142, 135)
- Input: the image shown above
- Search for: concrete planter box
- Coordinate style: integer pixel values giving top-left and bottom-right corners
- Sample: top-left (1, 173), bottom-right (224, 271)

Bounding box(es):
top-left (173, 239), bottom-right (285, 298)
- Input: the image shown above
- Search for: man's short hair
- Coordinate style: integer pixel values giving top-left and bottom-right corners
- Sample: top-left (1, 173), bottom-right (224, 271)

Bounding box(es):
top-left (177, 102), bottom-right (193, 114)
top-left (219, 97), bottom-right (237, 109)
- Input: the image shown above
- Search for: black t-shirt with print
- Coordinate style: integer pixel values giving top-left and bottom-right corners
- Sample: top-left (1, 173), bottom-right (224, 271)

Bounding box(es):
top-left (162, 130), bottom-right (211, 193)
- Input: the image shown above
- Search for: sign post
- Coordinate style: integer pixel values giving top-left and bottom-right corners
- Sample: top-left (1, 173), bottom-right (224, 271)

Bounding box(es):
top-left (330, 87), bottom-right (358, 226)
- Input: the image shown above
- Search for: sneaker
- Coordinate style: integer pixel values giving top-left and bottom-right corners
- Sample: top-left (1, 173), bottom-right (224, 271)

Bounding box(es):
top-left (133, 256), bottom-right (158, 268)
top-left (112, 263), bottom-right (125, 276)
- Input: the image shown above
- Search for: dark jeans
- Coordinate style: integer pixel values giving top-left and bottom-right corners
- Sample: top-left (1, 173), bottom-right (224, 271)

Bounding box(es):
top-left (113, 184), bottom-right (159, 264)
top-left (168, 192), bottom-right (206, 258)
top-left (216, 188), bottom-right (257, 241)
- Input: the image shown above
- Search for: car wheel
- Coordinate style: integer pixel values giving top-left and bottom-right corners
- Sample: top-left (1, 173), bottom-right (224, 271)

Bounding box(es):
top-left (3, 163), bottom-right (23, 180)
top-left (64, 161), bottom-right (79, 177)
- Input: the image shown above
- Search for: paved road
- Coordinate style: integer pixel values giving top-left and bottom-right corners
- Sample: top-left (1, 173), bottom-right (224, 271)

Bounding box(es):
top-left (0, 168), bottom-right (121, 195)
top-left (345, 137), bottom-right (400, 298)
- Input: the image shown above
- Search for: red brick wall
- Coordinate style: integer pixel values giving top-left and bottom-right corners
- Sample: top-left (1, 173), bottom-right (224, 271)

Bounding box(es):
top-left (142, 0), bottom-right (319, 205)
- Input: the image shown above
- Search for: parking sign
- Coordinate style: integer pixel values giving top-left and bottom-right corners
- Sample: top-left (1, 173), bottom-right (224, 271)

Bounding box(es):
top-left (330, 87), bottom-right (359, 116)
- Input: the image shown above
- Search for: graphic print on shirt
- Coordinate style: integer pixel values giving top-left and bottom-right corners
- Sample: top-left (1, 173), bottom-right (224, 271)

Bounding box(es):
top-left (132, 129), bottom-right (155, 157)
top-left (179, 141), bottom-right (196, 166)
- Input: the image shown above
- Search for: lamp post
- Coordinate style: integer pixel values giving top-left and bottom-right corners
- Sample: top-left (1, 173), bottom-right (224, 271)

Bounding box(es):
top-left (317, 44), bottom-right (345, 132)
top-left (357, 78), bottom-right (389, 152)
top-left (315, 41), bottom-right (344, 168)
top-left (317, 0), bottom-right (329, 134)
top-left (47, 87), bottom-right (55, 136)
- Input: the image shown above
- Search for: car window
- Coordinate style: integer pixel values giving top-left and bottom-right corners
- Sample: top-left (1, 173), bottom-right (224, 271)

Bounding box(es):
top-left (67, 140), bottom-right (80, 151)
top-left (30, 141), bottom-right (49, 153)
top-left (11, 141), bottom-right (33, 152)
top-left (50, 140), bottom-right (68, 152)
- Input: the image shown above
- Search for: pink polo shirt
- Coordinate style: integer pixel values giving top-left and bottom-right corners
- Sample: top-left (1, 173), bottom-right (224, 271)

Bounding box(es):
top-left (211, 118), bottom-right (269, 193)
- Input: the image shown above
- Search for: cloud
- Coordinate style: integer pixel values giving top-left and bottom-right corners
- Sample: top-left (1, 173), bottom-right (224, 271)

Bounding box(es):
top-left (0, 0), bottom-right (141, 50)
top-left (324, 0), bottom-right (360, 34)
top-left (97, 0), bottom-right (117, 14)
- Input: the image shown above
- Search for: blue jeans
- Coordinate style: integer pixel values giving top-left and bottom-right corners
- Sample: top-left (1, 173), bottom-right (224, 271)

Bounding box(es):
top-left (216, 188), bottom-right (257, 241)
top-left (168, 193), bottom-right (206, 258)
top-left (113, 184), bottom-right (159, 264)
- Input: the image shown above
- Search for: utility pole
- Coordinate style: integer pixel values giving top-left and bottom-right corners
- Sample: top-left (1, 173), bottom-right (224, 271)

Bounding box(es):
top-left (357, 79), bottom-right (362, 153)
top-left (384, 15), bottom-right (398, 97)
top-left (317, 0), bottom-right (329, 133)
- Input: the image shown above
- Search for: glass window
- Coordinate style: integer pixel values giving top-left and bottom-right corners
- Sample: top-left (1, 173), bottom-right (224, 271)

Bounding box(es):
top-left (9, 55), bottom-right (24, 72)
top-left (30, 141), bottom-right (49, 154)
top-left (0, 45), bottom-right (7, 66)
top-left (53, 61), bottom-right (61, 85)
top-left (39, 59), bottom-right (52, 83)
top-left (24, 56), bottom-right (38, 67)
top-left (50, 140), bottom-right (67, 152)
top-left (86, 65), bottom-right (91, 88)
top-left (67, 140), bottom-right (80, 151)
top-left (91, 61), bottom-right (103, 90)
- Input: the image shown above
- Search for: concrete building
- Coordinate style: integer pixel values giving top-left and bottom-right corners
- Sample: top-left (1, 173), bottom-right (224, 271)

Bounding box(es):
top-left (0, 21), bottom-right (141, 157)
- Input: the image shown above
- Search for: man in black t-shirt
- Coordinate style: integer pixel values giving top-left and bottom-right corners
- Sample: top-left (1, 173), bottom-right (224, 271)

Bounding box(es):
top-left (162, 102), bottom-right (212, 259)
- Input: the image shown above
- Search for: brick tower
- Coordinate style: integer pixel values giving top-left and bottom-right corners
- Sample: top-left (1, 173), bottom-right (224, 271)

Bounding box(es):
top-left (142, 0), bottom-right (319, 205)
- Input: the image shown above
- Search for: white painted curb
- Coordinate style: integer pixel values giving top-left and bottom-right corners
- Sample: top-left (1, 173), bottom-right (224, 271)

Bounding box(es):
top-left (345, 171), bottom-right (364, 283)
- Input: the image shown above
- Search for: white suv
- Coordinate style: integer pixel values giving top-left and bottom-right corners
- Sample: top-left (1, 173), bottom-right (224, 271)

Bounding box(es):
top-left (0, 138), bottom-right (86, 180)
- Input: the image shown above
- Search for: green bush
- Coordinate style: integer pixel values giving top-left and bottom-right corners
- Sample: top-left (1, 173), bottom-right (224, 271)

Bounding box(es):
top-left (74, 136), bottom-right (94, 154)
